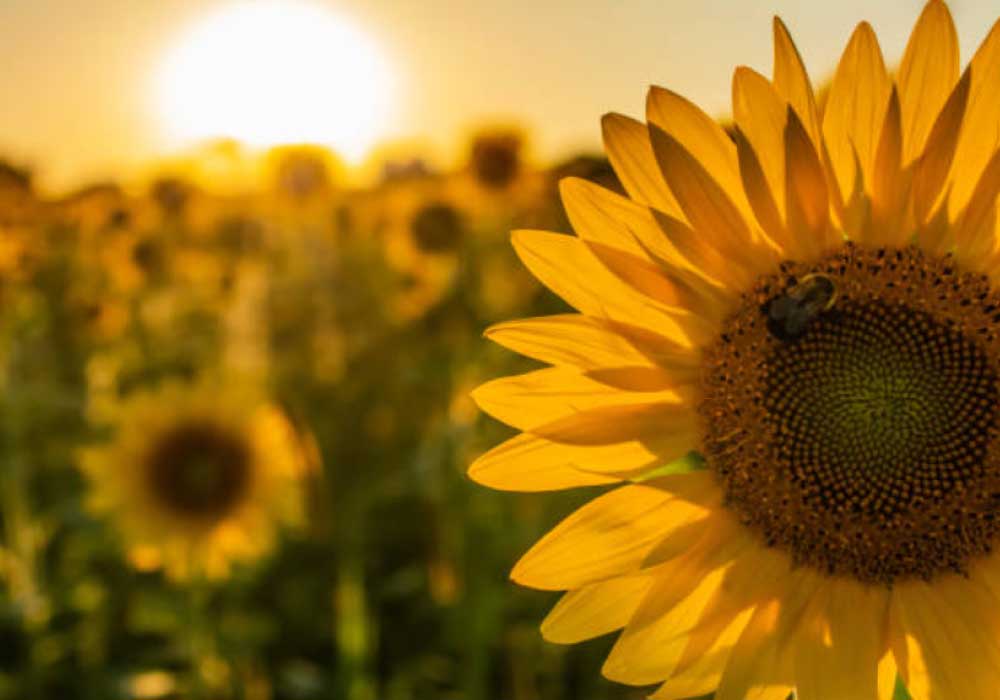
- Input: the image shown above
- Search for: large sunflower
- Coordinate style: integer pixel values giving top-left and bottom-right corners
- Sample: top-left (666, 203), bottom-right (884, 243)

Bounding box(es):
top-left (471, 2), bottom-right (1000, 698)
top-left (80, 380), bottom-right (307, 579)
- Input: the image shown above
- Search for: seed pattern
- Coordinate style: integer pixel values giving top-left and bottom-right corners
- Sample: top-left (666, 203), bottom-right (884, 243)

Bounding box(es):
top-left (700, 243), bottom-right (1000, 584)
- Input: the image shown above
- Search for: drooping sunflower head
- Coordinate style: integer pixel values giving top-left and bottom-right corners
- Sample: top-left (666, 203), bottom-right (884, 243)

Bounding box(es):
top-left (80, 380), bottom-right (308, 580)
top-left (473, 2), bottom-right (1000, 697)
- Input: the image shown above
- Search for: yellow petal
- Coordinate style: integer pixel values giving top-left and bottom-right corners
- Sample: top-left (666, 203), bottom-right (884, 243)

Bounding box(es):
top-left (785, 106), bottom-right (837, 256)
top-left (821, 22), bottom-right (891, 203)
top-left (583, 365), bottom-right (694, 393)
top-left (511, 482), bottom-right (709, 591)
top-left (670, 542), bottom-right (794, 672)
top-left (649, 607), bottom-right (754, 700)
top-left (911, 67), bottom-right (971, 225)
top-left (648, 123), bottom-right (775, 275)
top-left (650, 208), bottom-right (759, 291)
top-left (472, 366), bottom-right (690, 432)
top-left (512, 230), bottom-right (709, 346)
top-left (772, 17), bottom-right (821, 148)
top-left (793, 579), bottom-right (887, 700)
top-left (715, 569), bottom-right (822, 700)
top-left (970, 549), bottom-right (1000, 603)
top-left (602, 112), bottom-right (684, 218)
top-left (541, 573), bottom-right (654, 644)
top-left (985, 247), bottom-right (1000, 287)
top-left (646, 86), bottom-right (751, 224)
top-left (560, 176), bottom-right (665, 262)
top-left (733, 66), bottom-right (788, 223)
top-left (914, 193), bottom-right (952, 257)
top-left (528, 402), bottom-right (699, 473)
top-left (868, 87), bottom-right (910, 246)
top-left (734, 127), bottom-right (788, 253)
top-left (601, 316), bottom-right (713, 373)
top-left (585, 239), bottom-right (731, 324)
top-left (892, 574), bottom-right (1000, 699)
top-left (717, 623), bottom-right (792, 700)
top-left (606, 566), bottom-right (733, 686)
top-left (468, 432), bottom-right (650, 493)
top-left (484, 314), bottom-right (655, 370)
top-left (945, 18), bottom-right (1000, 214)
top-left (637, 518), bottom-right (713, 570)
top-left (602, 515), bottom-right (749, 685)
top-left (559, 174), bottom-right (701, 277)
top-left (641, 470), bottom-right (722, 508)
top-left (898, 0), bottom-right (959, 163)
top-left (952, 148), bottom-right (1000, 266)
top-left (878, 652), bottom-right (898, 700)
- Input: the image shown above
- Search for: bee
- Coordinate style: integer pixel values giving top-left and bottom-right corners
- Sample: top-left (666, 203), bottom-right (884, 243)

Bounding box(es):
top-left (765, 273), bottom-right (838, 341)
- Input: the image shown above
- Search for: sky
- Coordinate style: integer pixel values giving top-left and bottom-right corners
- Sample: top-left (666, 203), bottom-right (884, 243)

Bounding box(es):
top-left (0, 0), bottom-right (996, 193)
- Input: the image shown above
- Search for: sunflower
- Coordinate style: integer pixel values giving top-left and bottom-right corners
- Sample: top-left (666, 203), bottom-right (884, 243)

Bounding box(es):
top-left (354, 175), bottom-right (469, 322)
top-left (471, 2), bottom-right (1000, 698)
top-left (469, 128), bottom-right (524, 191)
top-left (80, 380), bottom-right (307, 579)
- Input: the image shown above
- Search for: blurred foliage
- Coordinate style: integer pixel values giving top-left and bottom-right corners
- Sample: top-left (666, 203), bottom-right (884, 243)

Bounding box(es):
top-left (0, 137), bottom-right (675, 700)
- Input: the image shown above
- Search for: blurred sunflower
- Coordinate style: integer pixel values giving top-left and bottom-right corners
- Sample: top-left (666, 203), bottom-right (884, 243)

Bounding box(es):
top-left (410, 201), bottom-right (464, 254)
top-left (80, 380), bottom-right (307, 579)
top-left (388, 200), bottom-right (465, 321)
top-left (267, 144), bottom-right (340, 201)
top-left (358, 175), bottom-right (469, 322)
top-left (473, 2), bottom-right (1000, 698)
top-left (469, 129), bottom-right (523, 191)
top-left (151, 176), bottom-right (192, 220)
top-left (454, 128), bottom-right (550, 224)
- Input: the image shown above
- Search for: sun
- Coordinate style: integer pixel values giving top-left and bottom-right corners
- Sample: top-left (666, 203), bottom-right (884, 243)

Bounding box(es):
top-left (155, 0), bottom-right (395, 162)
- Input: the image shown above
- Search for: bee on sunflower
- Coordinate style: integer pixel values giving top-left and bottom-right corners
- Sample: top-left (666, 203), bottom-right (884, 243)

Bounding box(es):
top-left (472, 2), bottom-right (1000, 698)
top-left (79, 380), bottom-right (308, 580)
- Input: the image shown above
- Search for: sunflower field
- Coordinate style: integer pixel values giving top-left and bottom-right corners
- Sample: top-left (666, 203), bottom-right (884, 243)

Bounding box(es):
top-left (10, 1), bottom-right (1000, 698)
top-left (0, 135), bottom-right (648, 699)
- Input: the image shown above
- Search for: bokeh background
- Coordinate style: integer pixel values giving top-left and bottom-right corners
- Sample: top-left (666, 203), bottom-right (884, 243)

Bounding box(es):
top-left (0, 1), bottom-right (993, 698)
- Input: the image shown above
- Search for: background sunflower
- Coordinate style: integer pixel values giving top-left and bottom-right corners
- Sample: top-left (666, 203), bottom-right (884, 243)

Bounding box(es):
top-left (79, 380), bottom-right (307, 580)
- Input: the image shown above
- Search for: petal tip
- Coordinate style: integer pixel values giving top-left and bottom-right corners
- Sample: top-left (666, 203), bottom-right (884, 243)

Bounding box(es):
top-left (853, 20), bottom-right (877, 40)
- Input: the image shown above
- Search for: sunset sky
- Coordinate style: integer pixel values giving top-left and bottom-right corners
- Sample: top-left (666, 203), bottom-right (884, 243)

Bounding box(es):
top-left (0, 0), bottom-right (995, 192)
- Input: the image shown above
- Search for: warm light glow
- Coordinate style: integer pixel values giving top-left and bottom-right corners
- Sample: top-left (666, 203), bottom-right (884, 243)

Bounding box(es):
top-left (155, 0), bottom-right (394, 161)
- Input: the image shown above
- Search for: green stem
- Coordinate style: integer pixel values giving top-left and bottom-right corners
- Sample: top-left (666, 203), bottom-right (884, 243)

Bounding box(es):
top-left (185, 581), bottom-right (216, 700)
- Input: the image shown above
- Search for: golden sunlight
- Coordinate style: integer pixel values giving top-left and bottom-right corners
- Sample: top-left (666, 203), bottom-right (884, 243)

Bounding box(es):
top-left (155, 0), bottom-right (395, 162)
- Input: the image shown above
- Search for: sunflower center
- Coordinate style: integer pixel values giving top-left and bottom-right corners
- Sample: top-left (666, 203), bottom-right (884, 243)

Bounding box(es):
top-left (411, 202), bottom-right (463, 253)
top-left (700, 243), bottom-right (1000, 584)
top-left (765, 301), bottom-right (995, 512)
top-left (147, 421), bottom-right (252, 520)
